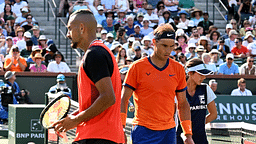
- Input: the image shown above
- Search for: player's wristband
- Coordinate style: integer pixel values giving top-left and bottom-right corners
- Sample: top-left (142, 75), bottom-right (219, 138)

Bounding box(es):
top-left (121, 113), bottom-right (127, 126)
top-left (180, 120), bottom-right (192, 135)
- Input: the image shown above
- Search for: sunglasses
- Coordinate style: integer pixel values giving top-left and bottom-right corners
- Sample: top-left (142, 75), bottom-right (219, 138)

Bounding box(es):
top-left (231, 23), bottom-right (236, 25)
top-left (27, 18), bottom-right (32, 19)
top-left (228, 58), bottom-right (233, 60)
top-left (13, 49), bottom-right (19, 52)
top-left (249, 60), bottom-right (254, 62)
top-left (159, 6), bottom-right (164, 8)
top-left (189, 47), bottom-right (196, 49)
top-left (235, 41), bottom-right (240, 43)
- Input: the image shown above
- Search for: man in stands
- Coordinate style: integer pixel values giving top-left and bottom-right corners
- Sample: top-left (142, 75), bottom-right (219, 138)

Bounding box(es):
top-left (209, 79), bottom-right (220, 94)
top-left (218, 53), bottom-right (239, 75)
top-left (231, 78), bottom-right (252, 96)
top-left (13, 0), bottom-right (28, 17)
top-left (240, 56), bottom-right (256, 75)
top-left (231, 37), bottom-right (249, 58)
top-left (31, 25), bottom-right (40, 45)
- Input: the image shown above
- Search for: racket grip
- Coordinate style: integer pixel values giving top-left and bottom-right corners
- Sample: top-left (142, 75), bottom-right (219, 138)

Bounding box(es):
top-left (61, 132), bottom-right (68, 142)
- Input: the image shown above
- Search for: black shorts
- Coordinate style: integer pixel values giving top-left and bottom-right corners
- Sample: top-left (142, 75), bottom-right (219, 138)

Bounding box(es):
top-left (72, 139), bottom-right (117, 144)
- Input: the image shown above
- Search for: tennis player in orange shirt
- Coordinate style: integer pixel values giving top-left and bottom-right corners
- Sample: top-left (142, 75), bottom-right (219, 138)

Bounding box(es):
top-left (121, 23), bottom-right (194, 144)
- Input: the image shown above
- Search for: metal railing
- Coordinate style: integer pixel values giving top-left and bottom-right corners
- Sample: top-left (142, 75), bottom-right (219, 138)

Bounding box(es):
top-left (213, 0), bottom-right (228, 24)
top-left (46, 0), bottom-right (57, 39)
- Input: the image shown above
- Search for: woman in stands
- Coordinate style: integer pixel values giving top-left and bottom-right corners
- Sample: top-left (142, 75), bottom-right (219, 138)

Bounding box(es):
top-left (29, 53), bottom-right (47, 72)
top-left (176, 58), bottom-right (217, 144)
top-left (209, 31), bottom-right (220, 48)
top-left (0, 4), bottom-right (17, 22)
top-left (13, 27), bottom-right (24, 45)
top-left (116, 48), bottom-right (127, 66)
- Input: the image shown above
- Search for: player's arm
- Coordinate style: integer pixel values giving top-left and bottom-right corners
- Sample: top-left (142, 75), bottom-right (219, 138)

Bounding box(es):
top-left (206, 100), bottom-right (217, 124)
top-left (176, 91), bottom-right (194, 144)
top-left (121, 86), bottom-right (133, 128)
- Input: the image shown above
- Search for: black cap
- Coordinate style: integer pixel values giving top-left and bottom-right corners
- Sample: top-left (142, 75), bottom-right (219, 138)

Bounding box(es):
top-left (175, 46), bottom-right (182, 51)
top-left (203, 11), bottom-right (209, 15)
top-left (177, 52), bottom-right (185, 58)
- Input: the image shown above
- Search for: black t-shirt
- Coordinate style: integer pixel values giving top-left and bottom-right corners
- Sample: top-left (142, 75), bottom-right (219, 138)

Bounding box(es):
top-left (83, 46), bottom-right (114, 84)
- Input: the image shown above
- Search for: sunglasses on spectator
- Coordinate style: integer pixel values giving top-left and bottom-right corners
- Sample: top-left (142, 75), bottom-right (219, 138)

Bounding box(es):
top-left (189, 47), bottom-right (196, 49)
top-left (235, 41), bottom-right (240, 43)
top-left (249, 60), bottom-right (254, 62)
top-left (27, 17), bottom-right (32, 19)
top-left (179, 56), bottom-right (184, 59)
top-left (159, 5), bottom-right (164, 8)
top-left (142, 3), bottom-right (147, 5)
top-left (13, 49), bottom-right (19, 52)
top-left (231, 23), bottom-right (236, 25)
top-left (228, 58), bottom-right (233, 60)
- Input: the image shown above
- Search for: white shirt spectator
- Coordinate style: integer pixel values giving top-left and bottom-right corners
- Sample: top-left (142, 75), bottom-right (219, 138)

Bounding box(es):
top-left (47, 61), bottom-right (71, 73)
top-left (239, 63), bottom-right (256, 75)
top-left (249, 15), bottom-right (256, 28)
top-left (165, 0), bottom-right (179, 12)
top-left (144, 13), bottom-right (158, 27)
top-left (101, 0), bottom-right (115, 10)
top-left (16, 17), bottom-right (37, 27)
top-left (242, 40), bottom-right (253, 47)
top-left (140, 27), bottom-right (153, 36)
top-left (158, 17), bottom-right (174, 25)
top-left (247, 41), bottom-right (256, 55)
top-left (12, 1), bottom-right (28, 17)
top-left (188, 37), bottom-right (200, 45)
top-left (231, 88), bottom-right (252, 96)
top-left (141, 47), bottom-right (154, 56)
top-left (206, 63), bottom-right (217, 73)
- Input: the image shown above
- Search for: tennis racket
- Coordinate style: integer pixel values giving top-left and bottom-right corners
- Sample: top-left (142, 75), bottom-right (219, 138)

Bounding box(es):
top-left (40, 93), bottom-right (71, 142)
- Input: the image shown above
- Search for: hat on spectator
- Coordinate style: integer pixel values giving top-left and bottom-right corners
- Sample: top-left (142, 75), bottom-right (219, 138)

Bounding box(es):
top-left (57, 74), bottom-right (65, 82)
top-left (163, 10), bottom-right (171, 16)
top-left (32, 53), bottom-right (45, 61)
top-left (244, 31), bottom-right (254, 40)
top-left (32, 25), bottom-right (40, 31)
top-left (203, 11), bottom-right (209, 15)
top-left (47, 44), bottom-right (57, 53)
top-left (97, 23), bottom-right (102, 28)
top-left (38, 35), bottom-right (47, 41)
top-left (104, 10), bottom-right (114, 18)
top-left (32, 45), bottom-right (41, 51)
top-left (141, 36), bottom-right (151, 45)
top-left (199, 36), bottom-right (208, 41)
top-left (209, 49), bottom-right (221, 57)
top-left (20, 7), bottom-right (30, 13)
top-left (176, 29), bottom-right (185, 35)
top-left (125, 57), bottom-right (134, 62)
top-left (229, 29), bottom-right (238, 37)
top-left (106, 33), bottom-right (114, 38)
top-left (188, 20), bottom-right (195, 27)
top-left (195, 45), bottom-right (205, 52)
top-left (226, 24), bottom-right (232, 29)
top-left (245, 27), bottom-right (253, 31)
top-left (176, 23), bottom-right (187, 29)
top-left (134, 45), bottom-right (141, 51)
top-left (191, 9), bottom-right (203, 17)
top-left (177, 52), bottom-right (185, 58)
top-left (146, 4), bottom-right (154, 10)
top-left (0, 79), bottom-right (4, 87)
top-left (4, 71), bottom-right (15, 80)
top-left (101, 29), bottom-right (107, 34)
top-left (24, 31), bottom-right (31, 38)
top-left (137, 13), bottom-right (144, 18)
top-left (134, 24), bottom-right (140, 29)
top-left (118, 9), bottom-right (126, 13)
top-left (226, 53), bottom-right (234, 59)
top-left (188, 43), bottom-right (196, 49)
top-left (176, 33), bottom-right (187, 41)
top-left (128, 37), bottom-right (135, 42)
top-left (11, 45), bottom-right (19, 52)
top-left (16, 27), bottom-right (24, 33)
top-left (97, 5), bottom-right (104, 11)
top-left (143, 17), bottom-right (150, 23)
top-left (6, 36), bottom-right (12, 40)
top-left (178, 10), bottom-right (188, 16)
top-left (119, 66), bottom-right (129, 74)
top-left (209, 79), bottom-right (218, 85)
top-left (126, 15), bottom-right (134, 21)
top-left (110, 41), bottom-right (122, 51)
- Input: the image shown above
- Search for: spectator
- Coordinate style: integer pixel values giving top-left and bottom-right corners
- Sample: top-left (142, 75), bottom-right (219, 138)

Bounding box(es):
top-left (29, 53), bottom-right (46, 72)
top-left (187, 20), bottom-right (195, 36)
top-left (202, 53), bottom-right (217, 74)
top-left (141, 36), bottom-right (153, 56)
top-left (122, 36), bottom-right (134, 51)
top-left (16, 89), bottom-right (32, 104)
top-left (101, 10), bottom-right (115, 28)
top-left (242, 31), bottom-right (254, 47)
top-left (115, 26), bottom-right (127, 45)
top-left (197, 26), bottom-right (204, 36)
top-left (0, 0), bottom-right (11, 14)
top-left (212, 37), bottom-right (230, 58)
top-left (12, 0), bottom-right (28, 17)
top-left (178, 0), bottom-right (195, 10)
top-left (133, 45), bottom-right (141, 61)
top-left (115, 0), bottom-right (130, 12)
top-left (94, 5), bottom-right (106, 26)
top-left (57, 0), bottom-right (72, 17)
top-left (231, 78), bottom-right (252, 96)
top-left (247, 37), bottom-right (256, 57)
top-left (198, 36), bottom-right (211, 52)
top-left (230, 19), bottom-right (238, 31)
top-left (210, 49), bottom-right (223, 67)
top-left (69, 0), bottom-right (90, 15)
top-left (103, 17), bottom-right (115, 35)
top-left (15, 7), bottom-right (36, 27)
top-left (132, 25), bottom-right (144, 42)
top-left (144, 4), bottom-right (159, 27)
top-left (191, 9), bottom-right (204, 26)
top-left (218, 53), bottom-right (239, 75)
top-left (116, 47), bottom-right (127, 66)
top-left (47, 51), bottom-right (70, 73)
top-left (96, 24), bottom-right (103, 39)
top-left (178, 10), bottom-right (189, 27)
top-left (89, 0), bottom-right (100, 15)
top-left (197, 11), bottom-right (213, 35)
top-left (158, 10), bottom-right (174, 25)
top-left (31, 25), bottom-right (40, 45)
top-left (195, 45), bottom-right (205, 59)
top-left (222, 24), bottom-right (232, 39)
top-left (26, 45), bottom-right (41, 63)
top-left (209, 79), bottom-right (220, 94)
top-left (44, 44), bottom-right (58, 65)
top-left (132, 0), bottom-right (144, 13)
top-left (127, 40), bottom-right (140, 58)
top-left (147, 0), bottom-right (161, 9)
top-left (20, 39), bottom-right (32, 59)
top-left (21, 14), bottom-right (35, 32)
top-left (48, 74), bottom-right (72, 98)
top-left (207, 25), bottom-right (218, 37)
top-left (137, 1), bottom-right (147, 14)
top-left (134, 13), bottom-right (144, 27)
top-left (240, 56), bottom-right (256, 75)
top-left (231, 37), bottom-right (249, 58)
top-left (38, 35), bottom-right (47, 50)
top-left (239, 20), bottom-right (255, 37)
top-left (185, 43), bottom-right (197, 60)
top-left (176, 33), bottom-right (188, 53)
top-left (0, 4), bottom-right (16, 22)
top-left (124, 15), bottom-right (135, 36)
top-left (110, 41), bottom-right (122, 57)
top-left (164, 0), bottom-right (179, 17)
top-left (115, 9), bottom-right (126, 27)
top-left (0, 72), bottom-right (18, 124)
top-left (237, 0), bottom-right (253, 25)
top-left (12, 26), bottom-right (24, 45)
top-left (23, 31), bottom-right (31, 41)
top-left (177, 52), bottom-right (186, 67)
top-left (140, 17), bottom-right (153, 36)
top-left (1, 36), bottom-right (12, 56)
top-left (209, 31), bottom-right (220, 48)
top-left (224, 29), bottom-right (238, 51)
top-left (249, 11), bottom-right (256, 28)
top-left (4, 45), bottom-right (26, 72)
top-left (100, 29), bottom-right (107, 42)
top-left (188, 28), bottom-right (200, 45)
top-left (154, 1), bottom-right (168, 18)
top-left (101, 0), bottom-right (115, 12)
top-left (104, 33), bottom-right (114, 49)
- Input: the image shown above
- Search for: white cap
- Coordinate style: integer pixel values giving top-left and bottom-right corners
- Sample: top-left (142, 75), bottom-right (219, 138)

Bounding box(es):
top-left (209, 79), bottom-right (218, 85)
top-left (38, 35), bottom-right (47, 40)
top-left (134, 24), bottom-right (140, 28)
top-left (175, 29), bottom-right (184, 36)
top-left (226, 24), bottom-right (232, 29)
top-left (21, 7), bottom-right (29, 13)
top-left (128, 37), bottom-right (135, 42)
top-left (101, 29), bottom-right (107, 34)
top-left (200, 36), bottom-right (208, 41)
top-left (188, 20), bottom-right (194, 27)
top-left (106, 33), bottom-right (114, 38)
top-left (188, 43), bottom-right (196, 48)
top-left (141, 36), bottom-right (151, 45)
top-left (177, 23), bottom-right (187, 29)
top-left (32, 45), bottom-right (41, 51)
top-left (97, 5), bottom-right (104, 11)
top-left (226, 53), bottom-right (234, 59)
top-left (24, 31), bottom-right (31, 38)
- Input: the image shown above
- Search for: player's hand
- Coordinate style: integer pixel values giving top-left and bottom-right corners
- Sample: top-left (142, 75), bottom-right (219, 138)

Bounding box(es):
top-left (184, 135), bottom-right (194, 144)
top-left (52, 115), bottom-right (80, 134)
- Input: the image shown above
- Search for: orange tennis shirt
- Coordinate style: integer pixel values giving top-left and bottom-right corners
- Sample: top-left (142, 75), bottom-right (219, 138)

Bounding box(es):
top-left (124, 57), bottom-right (187, 130)
top-left (4, 57), bottom-right (27, 72)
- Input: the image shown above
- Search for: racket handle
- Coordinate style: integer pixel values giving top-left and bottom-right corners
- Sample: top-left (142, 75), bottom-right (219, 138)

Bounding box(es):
top-left (61, 132), bottom-right (68, 142)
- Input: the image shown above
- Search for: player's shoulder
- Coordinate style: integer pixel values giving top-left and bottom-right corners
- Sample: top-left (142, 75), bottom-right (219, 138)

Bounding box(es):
top-left (169, 58), bottom-right (184, 69)
top-left (132, 57), bottom-right (149, 66)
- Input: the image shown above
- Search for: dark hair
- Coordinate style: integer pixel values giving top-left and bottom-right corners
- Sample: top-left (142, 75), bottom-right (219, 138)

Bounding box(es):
top-left (236, 37), bottom-right (242, 42)
top-left (70, 9), bottom-right (94, 17)
top-left (4, 4), bottom-right (13, 14)
top-left (26, 40), bottom-right (33, 46)
top-left (53, 51), bottom-right (65, 62)
top-left (209, 31), bottom-right (220, 40)
top-left (26, 14), bottom-right (33, 19)
top-left (186, 58), bottom-right (204, 69)
top-left (153, 23), bottom-right (175, 37)
top-left (156, 1), bottom-right (165, 11)
top-left (116, 48), bottom-right (127, 64)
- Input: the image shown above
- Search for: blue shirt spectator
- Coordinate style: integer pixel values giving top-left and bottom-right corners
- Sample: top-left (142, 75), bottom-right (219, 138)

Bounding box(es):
top-left (218, 53), bottom-right (239, 75)
top-left (94, 6), bottom-right (106, 25)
